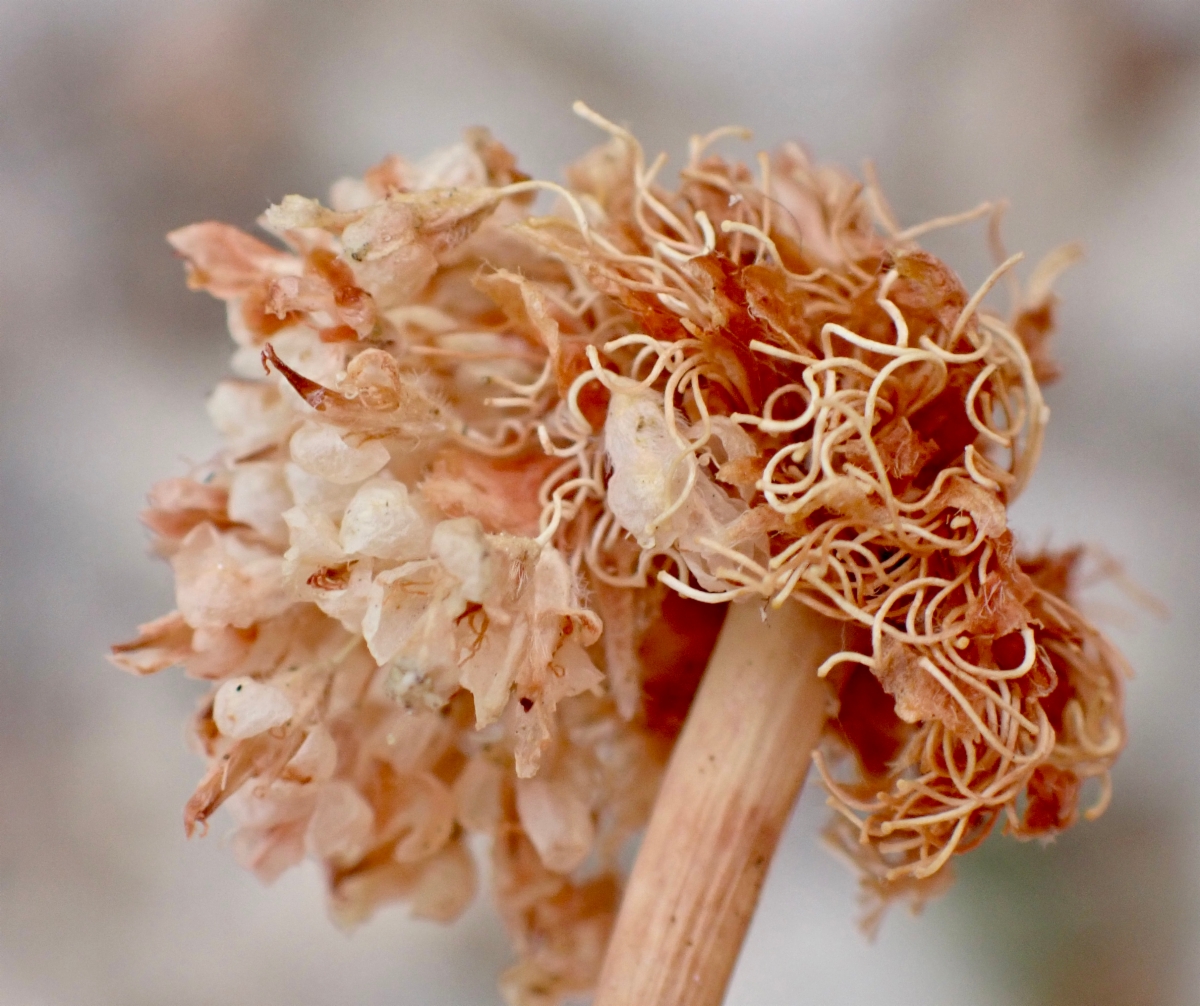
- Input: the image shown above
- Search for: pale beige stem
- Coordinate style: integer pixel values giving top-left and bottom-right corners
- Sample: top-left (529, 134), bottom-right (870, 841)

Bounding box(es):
top-left (594, 600), bottom-right (838, 1006)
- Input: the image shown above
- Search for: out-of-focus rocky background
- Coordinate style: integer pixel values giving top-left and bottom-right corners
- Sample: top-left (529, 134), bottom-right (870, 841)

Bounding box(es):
top-left (1, 1), bottom-right (1197, 1003)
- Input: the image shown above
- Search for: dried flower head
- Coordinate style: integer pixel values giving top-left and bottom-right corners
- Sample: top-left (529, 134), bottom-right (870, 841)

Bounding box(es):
top-left (114, 104), bottom-right (1128, 1004)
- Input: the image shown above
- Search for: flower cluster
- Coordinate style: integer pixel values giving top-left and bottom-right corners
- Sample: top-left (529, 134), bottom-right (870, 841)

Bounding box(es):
top-left (114, 106), bottom-right (1127, 1002)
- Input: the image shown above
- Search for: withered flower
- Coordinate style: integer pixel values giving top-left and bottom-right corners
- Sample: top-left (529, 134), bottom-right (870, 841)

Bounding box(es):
top-left (114, 105), bottom-right (1128, 1006)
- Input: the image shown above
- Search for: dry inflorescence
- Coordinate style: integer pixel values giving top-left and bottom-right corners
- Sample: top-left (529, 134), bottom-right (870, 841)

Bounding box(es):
top-left (113, 104), bottom-right (1128, 1002)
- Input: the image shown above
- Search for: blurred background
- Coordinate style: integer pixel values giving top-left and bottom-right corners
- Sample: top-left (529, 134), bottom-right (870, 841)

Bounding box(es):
top-left (1, 0), bottom-right (1197, 1003)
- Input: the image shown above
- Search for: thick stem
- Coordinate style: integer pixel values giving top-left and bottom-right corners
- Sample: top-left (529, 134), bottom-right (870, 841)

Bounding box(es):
top-left (594, 600), bottom-right (838, 1006)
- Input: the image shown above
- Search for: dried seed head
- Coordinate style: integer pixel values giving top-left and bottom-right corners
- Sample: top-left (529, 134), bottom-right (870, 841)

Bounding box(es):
top-left (114, 106), bottom-right (1127, 1004)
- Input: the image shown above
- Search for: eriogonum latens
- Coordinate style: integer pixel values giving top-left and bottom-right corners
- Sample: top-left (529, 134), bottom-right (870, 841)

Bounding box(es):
top-left (114, 104), bottom-right (1128, 1005)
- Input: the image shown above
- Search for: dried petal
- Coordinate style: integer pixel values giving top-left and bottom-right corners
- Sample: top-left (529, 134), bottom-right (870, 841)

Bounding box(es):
top-left (430, 517), bottom-right (491, 603)
top-left (109, 611), bottom-right (193, 675)
top-left (306, 781), bottom-right (375, 865)
top-left (603, 386), bottom-right (683, 550)
top-left (516, 776), bottom-right (595, 874)
top-left (408, 837), bottom-right (477, 923)
top-left (383, 772), bottom-right (456, 863)
top-left (173, 524), bottom-right (291, 630)
top-left (167, 222), bottom-right (296, 299)
top-left (213, 677), bottom-right (295, 739)
top-left (207, 379), bottom-right (294, 457)
top-left (285, 726), bottom-right (338, 783)
top-left (454, 757), bottom-right (505, 834)
top-left (339, 479), bottom-right (429, 560)
top-left (289, 421), bottom-right (390, 484)
top-left (873, 637), bottom-right (974, 736)
top-left (227, 462), bottom-right (291, 544)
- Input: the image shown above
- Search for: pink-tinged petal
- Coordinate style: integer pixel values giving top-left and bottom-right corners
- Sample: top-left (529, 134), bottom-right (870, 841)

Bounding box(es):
top-left (516, 776), bottom-right (595, 874)
top-left (167, 222), bottom-right (297, 299)
top-left (109, 611), bottom-right (193, 675)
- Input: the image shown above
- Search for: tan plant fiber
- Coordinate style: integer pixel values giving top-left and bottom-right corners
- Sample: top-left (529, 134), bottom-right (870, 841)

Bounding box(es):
top-left (113, 103), bottom-right (1128, 1004)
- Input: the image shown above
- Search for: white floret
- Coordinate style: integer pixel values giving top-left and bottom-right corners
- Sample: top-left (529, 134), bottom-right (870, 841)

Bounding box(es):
top-left (289, 420), bottom-right (390, 485)
top-left (339, 479), bottom-right (429, 560)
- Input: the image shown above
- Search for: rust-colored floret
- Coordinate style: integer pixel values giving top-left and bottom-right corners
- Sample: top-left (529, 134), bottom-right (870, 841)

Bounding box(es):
top-left (113, 104), bottom-right (1127, 1004)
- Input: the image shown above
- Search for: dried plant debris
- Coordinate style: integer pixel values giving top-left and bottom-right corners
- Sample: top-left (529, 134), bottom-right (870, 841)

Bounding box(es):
top-left (113, 105), bottom-right (1127, 1003)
